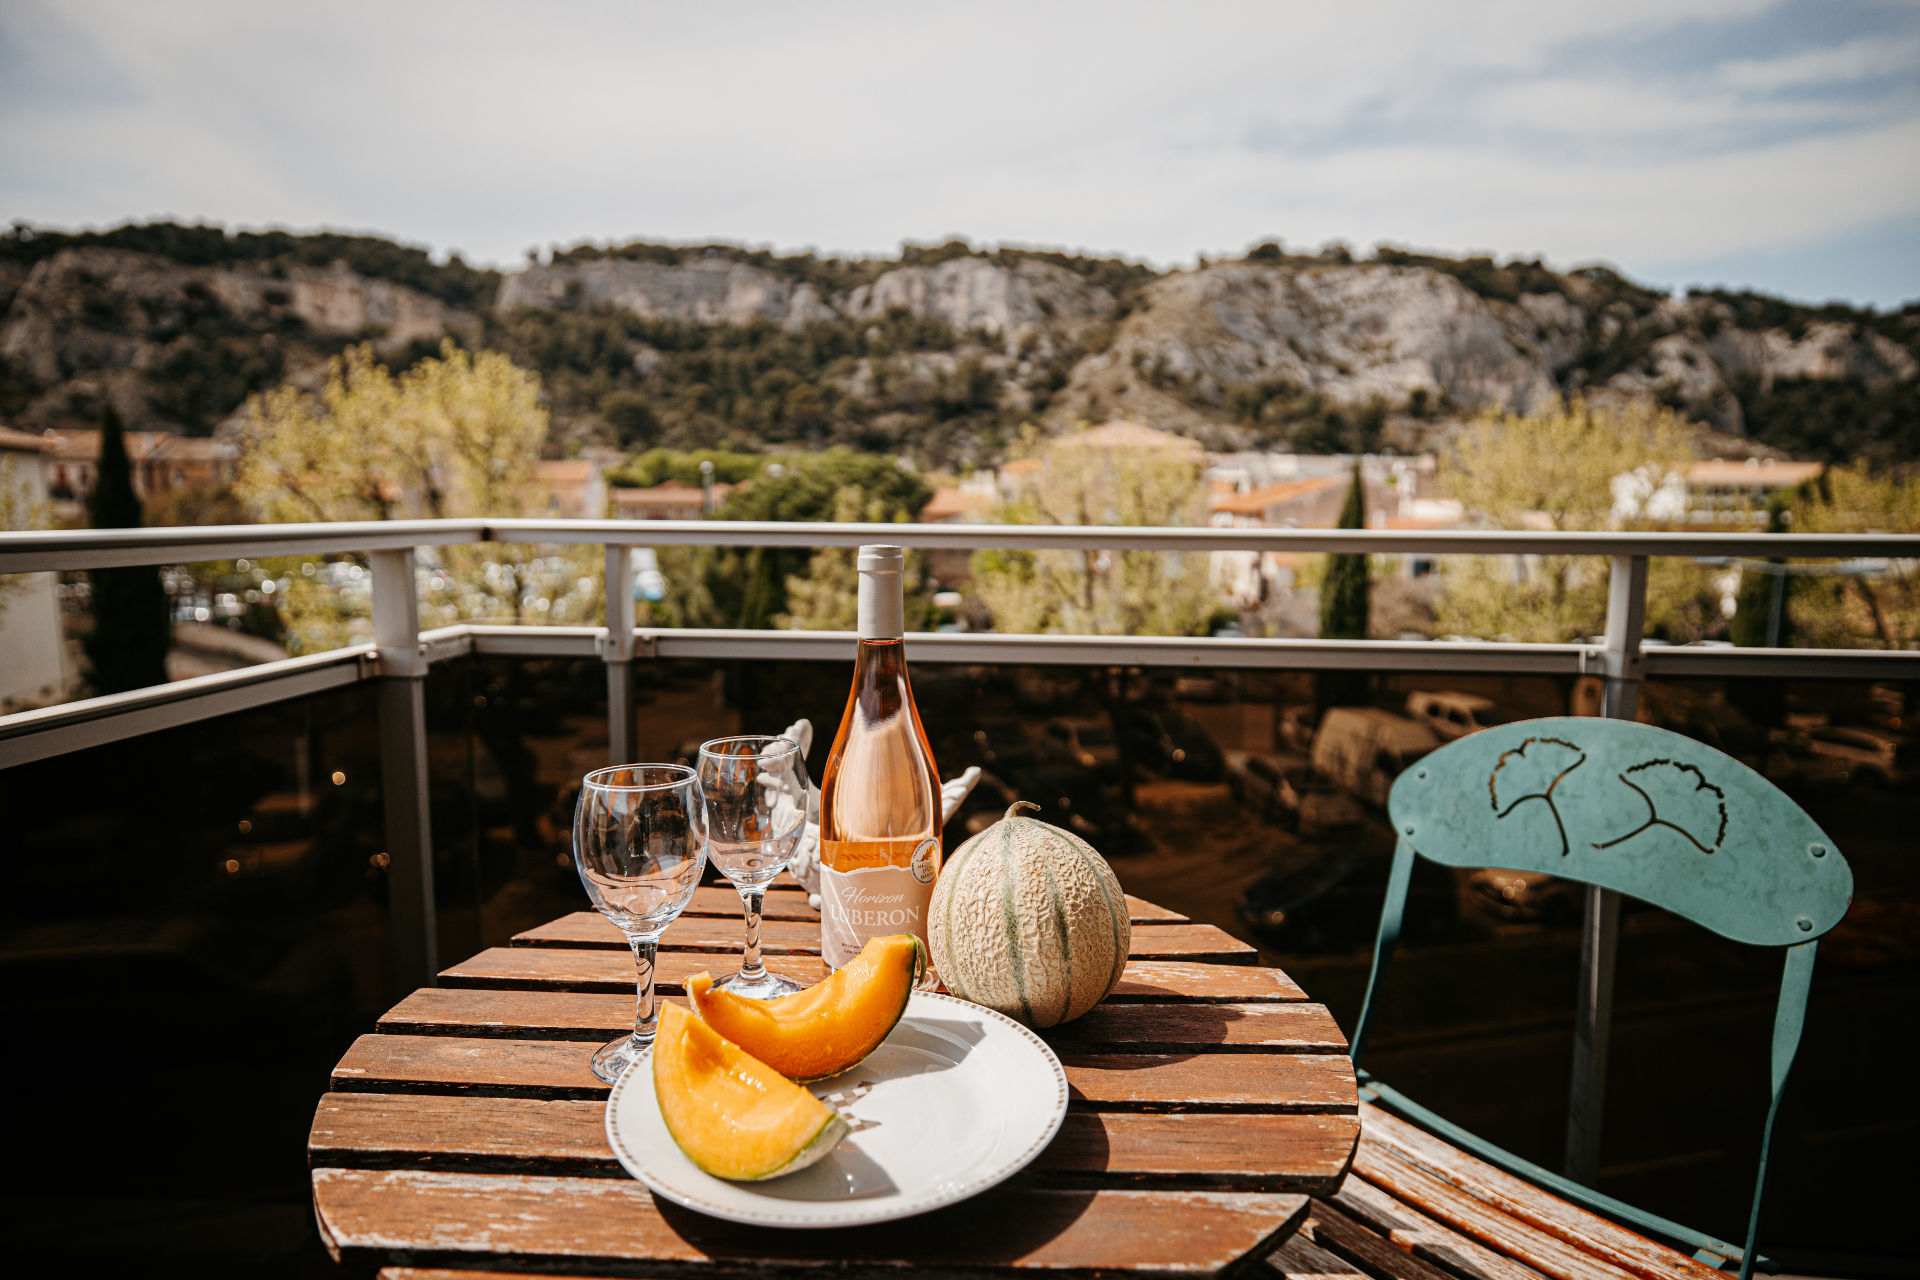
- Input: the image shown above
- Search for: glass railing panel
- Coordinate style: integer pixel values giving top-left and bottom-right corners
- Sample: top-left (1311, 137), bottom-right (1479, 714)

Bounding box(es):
top-left (0, 681), bottom-right (386, 1212)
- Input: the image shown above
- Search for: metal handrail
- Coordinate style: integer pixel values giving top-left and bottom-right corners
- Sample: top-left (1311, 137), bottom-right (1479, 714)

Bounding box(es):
top-left (2, 516), bottom-right (1915, 573)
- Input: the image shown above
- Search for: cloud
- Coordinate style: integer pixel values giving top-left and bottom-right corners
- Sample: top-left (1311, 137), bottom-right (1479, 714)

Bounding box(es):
top-left (1719, 33), bottom-right (1920, 91)
top-left (1, 0), bottom-right (1915, 305)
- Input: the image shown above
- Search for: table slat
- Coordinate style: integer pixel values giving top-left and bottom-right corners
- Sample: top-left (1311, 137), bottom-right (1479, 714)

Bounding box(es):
top-left (592, 887), bottom-right (1186, 926)
top-left (443, 947), bottom-right (1299, 1001)
top-left (309, 1093), bottom-right (1357, 1193)
top-left (516, 911), bottom-right (1255, 963)
top-left (313, 1167), bottom-right (1306, 1278)
top-left (684, 883), bottom-right (814, 919)
top-left (331, 1035), bottom-right (1358, 1112)
top-left (442, 947), bottom-right (830, 995)
top-left (377, 988), bottom-right (1343, 1051)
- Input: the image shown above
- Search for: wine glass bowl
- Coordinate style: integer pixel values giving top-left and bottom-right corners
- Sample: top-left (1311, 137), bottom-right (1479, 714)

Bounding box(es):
top-left (697, 734), bottom-right (810, 1000)
top-left (574, 764), bottom-right (707, 1084)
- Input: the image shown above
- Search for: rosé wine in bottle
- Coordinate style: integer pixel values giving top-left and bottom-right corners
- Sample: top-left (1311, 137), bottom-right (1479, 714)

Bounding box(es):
top-left (818, 545), bottom-right (942, 987)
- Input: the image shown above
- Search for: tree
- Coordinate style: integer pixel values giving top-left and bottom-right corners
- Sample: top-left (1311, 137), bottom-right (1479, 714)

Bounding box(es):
top-left (968, 426), bottom-right (1219, 636)
top-left (1784, 462), bottom-right (1920, 649)
top-left (1436, 401), bottom-right (1717, 643)
top-left (1320, 462), bottom-right (1369, 639)
top-left (236, 341), bottom-right (598, 653)
top-left (775, 488), bottom-right (934, 631)
top-left (655, 450), bottom-right (931, 630)
top-left (83, 406), bottom-right (172, 692)
top-left (1728, 496), bottom-right (1791, 648)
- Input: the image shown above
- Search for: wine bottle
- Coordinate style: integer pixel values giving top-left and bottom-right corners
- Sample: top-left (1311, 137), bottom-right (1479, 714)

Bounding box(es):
top-left (818, 545), bottom-right (942, 985)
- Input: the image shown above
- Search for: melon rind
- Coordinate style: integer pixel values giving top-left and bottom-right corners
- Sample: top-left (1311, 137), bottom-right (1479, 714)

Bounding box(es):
top-left (928, 802), bottom-right (1131, 1029)
top-left (748, 1109), bottom-right (852, 1181)
top-left (652, 1003), bottom-right (851, 1181)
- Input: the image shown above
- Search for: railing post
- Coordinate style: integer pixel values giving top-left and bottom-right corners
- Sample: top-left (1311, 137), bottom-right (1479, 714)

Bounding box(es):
top-left (1566, 553), bottom-right (1646, 1183)
top-left (370, 547), bottom-right (438, 994)
top-left (602, 545), bottom-right (636, 765)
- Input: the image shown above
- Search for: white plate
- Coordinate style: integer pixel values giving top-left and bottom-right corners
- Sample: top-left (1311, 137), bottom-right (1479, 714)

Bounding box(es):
top-left (604, 990), bottom-right (1069, 1228)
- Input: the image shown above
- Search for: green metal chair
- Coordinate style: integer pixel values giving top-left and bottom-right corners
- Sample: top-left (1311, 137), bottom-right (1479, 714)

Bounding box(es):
top-left (1350, 716), bottom-right (1853, 1279)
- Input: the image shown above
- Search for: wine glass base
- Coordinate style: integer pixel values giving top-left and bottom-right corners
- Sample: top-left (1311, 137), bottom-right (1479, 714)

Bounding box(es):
top-left (589, 1031), bottom-right (652, 1085)
top-left (711, 968), bottom-right (806, 1000)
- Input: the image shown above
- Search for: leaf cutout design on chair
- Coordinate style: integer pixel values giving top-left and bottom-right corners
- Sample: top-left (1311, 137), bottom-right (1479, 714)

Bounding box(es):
top-left (1487, 737), bottom-right (1587, 857)
top-left (1592, 759), bottom-right (1728, 855)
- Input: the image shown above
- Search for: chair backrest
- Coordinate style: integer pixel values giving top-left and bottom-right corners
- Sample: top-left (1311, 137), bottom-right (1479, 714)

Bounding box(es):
top-left (1386, 716), bottom-right (1852, 946)
top-left (1355, 715), bottom-right (1854, 1279)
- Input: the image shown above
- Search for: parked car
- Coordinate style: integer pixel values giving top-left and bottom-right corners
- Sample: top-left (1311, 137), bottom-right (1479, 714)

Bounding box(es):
top-left (1310, 708), bottom-right (1440, 807)
top-left (1793, 724), bottom-right (1917, 789)
top-left (1278, 704), bottom-right (1321, 753)
top-left (1404, 690), bottom-right (1506, 741)
top-left (961, 725), bottom-right (1039, 776)
top-left (1173, 672), bottom-right (1236, 703)
top-left (1118, 707), bottom-right (1224, 780)
top-left (1276, 766), bottom-right (1365, 837)
top-left (1237, 846), bottom-right (1454, 953)
top-left (1224, 750), bottom-right (1289, 817)
top-left (1019, 760), bottom-right (1151, 855)
top-left (1039, 717), bottom-right (1121, 774)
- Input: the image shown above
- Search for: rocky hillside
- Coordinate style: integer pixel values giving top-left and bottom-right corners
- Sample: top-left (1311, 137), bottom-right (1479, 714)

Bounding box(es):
top-left (2, 224), bottom-right (1914, 468)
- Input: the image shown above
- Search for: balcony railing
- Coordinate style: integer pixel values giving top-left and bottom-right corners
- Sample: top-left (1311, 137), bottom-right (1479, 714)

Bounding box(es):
top-left (4, 516), bottom-right (1917, 1185)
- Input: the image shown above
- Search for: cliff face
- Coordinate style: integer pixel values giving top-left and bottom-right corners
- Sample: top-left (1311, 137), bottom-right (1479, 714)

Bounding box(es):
top-left (842, 256), bottom-right (1117, 352)
top-left (0, 247), bottom-right (478, 434)
top-left (1, 229), bottom-right (1913, 466)
top-left (1051, 261), bottom-right (1917, 445)
top-left (498, 257), bottom-right (836, 329)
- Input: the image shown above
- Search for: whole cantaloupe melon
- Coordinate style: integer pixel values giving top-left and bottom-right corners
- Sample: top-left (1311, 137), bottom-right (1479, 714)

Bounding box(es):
top-left (929, 801), bottom-right (1131, 1028)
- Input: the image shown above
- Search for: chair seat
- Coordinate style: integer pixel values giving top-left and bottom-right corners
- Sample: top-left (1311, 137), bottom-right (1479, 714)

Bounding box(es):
top-left (1266, 1104), bottom-right (1723, 1280)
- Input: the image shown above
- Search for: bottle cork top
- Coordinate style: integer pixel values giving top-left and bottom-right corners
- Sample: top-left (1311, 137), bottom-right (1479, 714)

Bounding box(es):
top-left (856, 545), bottom-right (905, 638)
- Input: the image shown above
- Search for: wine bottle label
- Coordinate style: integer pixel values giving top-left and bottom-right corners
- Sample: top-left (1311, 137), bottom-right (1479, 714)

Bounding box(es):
top-left (820, 859), bottom-right (935, 968)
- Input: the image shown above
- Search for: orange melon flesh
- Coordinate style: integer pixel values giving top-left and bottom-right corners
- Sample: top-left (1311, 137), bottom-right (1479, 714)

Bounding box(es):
top-left (687, 933), bottom-right (924, 1082)
top-left (652, 1002), bottom-right (848, 1181)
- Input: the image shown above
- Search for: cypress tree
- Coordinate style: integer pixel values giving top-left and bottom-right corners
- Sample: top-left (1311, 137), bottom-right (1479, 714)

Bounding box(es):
top-left (1320, 462), bottom-right (1370, 639)
top-left (83, 406), bottom-right (172, 692)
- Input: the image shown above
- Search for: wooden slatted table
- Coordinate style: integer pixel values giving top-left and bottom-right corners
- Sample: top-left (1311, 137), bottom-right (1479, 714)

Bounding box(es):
top-left (309, 881), bottom-right (1360, 1278)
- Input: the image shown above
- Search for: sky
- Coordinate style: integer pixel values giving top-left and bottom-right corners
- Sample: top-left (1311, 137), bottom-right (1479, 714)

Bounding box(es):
top-left (3, 0), bottom-right (1918, 308)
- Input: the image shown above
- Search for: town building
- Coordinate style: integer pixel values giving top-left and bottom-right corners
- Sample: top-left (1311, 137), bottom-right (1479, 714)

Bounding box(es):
top-left (0, 426), bottom-right (71, 710)
top-left (40, 428), bottom-right (239, 520)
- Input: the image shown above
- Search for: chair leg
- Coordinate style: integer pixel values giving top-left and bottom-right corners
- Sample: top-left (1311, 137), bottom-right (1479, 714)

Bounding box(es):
top-left (1350, 838), bottom-right (1416, 1067)
top-left (1741, 941), bottom-right (1817, 1280)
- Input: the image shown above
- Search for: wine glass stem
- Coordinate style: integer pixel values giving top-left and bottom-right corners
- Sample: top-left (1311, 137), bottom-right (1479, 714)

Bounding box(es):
top-left (738, 887), bottom-right (768, 983)
top-left (628, 934), bottom-right (658, 1043)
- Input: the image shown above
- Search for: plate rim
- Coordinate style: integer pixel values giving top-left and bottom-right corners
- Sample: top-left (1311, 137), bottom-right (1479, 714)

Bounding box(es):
top-left (603, 989), bottom-right (1070, 1228)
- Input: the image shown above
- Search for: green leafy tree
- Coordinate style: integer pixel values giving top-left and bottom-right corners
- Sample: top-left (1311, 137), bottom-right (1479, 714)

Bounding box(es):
top-left (1436, 401), bottom-right (1717, 643)
top-left (1784, 462), bottom-right (1920, 649)
top-left (83, 406), bottom-right (173, 692)
top-left (236, 342), bottom-right (598, 653)
top-left (1320, 463), bottom-right (1370, 639)
top-left (608, 448), bottom-right (765, 489)
top-left (968, 426), bottom-right (1218, 636)
top-left (775, 488), bottom-right (936, 631)
top-left (654, 451), bottom-right (931, 630)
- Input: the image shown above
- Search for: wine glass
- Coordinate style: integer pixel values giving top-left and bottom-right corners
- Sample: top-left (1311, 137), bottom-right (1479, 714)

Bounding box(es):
top-left (573, 764), bottom-right (707, 1084)
top-left (697, 734), bottom-right (811, 1000)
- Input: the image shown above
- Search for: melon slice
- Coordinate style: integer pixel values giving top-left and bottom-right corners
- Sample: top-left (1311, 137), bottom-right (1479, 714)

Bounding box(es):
top-left (652, 1002), bottom-right (848, 1181)
top-left (687, 933), bottom-right (924, 1082)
